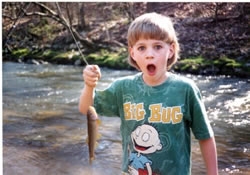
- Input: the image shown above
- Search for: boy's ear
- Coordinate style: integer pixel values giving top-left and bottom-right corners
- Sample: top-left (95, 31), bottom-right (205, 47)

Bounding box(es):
top-left (129, 47), bottom-right (135, 60)
top-left (168, 44), bottom-right (175, 59)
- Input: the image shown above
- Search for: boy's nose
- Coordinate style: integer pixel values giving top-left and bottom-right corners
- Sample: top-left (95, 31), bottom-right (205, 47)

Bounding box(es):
top-left (145, 48), bottom-right (154, 59)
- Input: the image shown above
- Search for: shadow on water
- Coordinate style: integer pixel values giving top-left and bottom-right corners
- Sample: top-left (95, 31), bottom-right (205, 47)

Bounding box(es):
top-left (3, 62), bottom-right (250, 175)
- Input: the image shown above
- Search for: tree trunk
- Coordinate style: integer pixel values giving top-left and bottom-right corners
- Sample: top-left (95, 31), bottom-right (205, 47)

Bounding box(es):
top-left (79, 3), bottom-right (86, 30)
top-left (11, 2), bottom-right (17, 18)
top-left (66, 3), bottom-right (73, 27)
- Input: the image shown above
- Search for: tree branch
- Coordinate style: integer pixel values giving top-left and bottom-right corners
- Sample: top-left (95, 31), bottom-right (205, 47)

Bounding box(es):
top-left (33, 2), bottom-right (58, 17)
top-left (55, 2), bottom-right (95, 49)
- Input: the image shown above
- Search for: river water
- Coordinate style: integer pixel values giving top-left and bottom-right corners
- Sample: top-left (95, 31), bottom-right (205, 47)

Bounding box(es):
top-left (3, 62), bottom-right (250, 175)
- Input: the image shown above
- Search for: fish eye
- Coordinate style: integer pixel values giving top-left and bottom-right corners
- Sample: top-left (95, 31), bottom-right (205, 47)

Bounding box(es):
top-left (142, 133), bottom-right (150, 142)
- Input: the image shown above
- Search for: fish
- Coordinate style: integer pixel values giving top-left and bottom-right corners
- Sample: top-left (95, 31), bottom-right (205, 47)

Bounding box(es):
top-left (87, 106), bottom-right (101, 164)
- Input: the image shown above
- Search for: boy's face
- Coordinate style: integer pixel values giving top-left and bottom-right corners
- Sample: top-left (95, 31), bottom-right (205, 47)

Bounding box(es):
top-left (129, 38), bottom-right (174, 85)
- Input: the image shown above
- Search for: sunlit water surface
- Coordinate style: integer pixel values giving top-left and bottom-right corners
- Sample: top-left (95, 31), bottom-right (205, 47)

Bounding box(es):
top-left (3, 62), bottom-right (250, 175)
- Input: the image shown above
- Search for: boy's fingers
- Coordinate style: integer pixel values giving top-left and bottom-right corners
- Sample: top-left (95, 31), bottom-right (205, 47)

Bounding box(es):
top-left (84, 76), bottom-right (99, 83)
top-left (84, 67), bottom-right (100, 79)
top-left (92, 65), bottom-right (99, 71)
top-left (84, 78), bottom-right (97, 87)
top-left (82, 65), bottom-right (101, 88)
top-left (91, 65), bottom-right (101, 79)
top-left (84, 70), bottom-right (97, 78)
top-left (84, 73), bottom-right (99, 88)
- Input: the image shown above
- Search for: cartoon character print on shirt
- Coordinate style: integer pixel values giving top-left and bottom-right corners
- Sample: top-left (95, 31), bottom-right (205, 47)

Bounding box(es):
top-left (128, 124), bottom-right (162, 175)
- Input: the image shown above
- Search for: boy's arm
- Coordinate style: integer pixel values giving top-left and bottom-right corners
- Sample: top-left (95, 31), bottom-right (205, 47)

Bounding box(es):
top-left (199, 137), bottom-right (218, 175)
top-left (79, 85), bottom-right (95, 115)
top-left (79, 65), bottom-right (101, 115)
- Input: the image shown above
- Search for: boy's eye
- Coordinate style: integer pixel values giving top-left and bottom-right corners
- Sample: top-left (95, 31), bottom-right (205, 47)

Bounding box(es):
top-left (154, 45), bottom-right (162, 50)
top-left (138, 46), bottom-right (145, 51)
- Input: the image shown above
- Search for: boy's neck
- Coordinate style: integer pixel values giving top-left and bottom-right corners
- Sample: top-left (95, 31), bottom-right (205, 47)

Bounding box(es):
top-left (142, 72), bottom-right (169, 87)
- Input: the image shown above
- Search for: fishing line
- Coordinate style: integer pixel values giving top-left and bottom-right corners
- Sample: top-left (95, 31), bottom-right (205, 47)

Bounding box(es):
top-left (56, 2), bottom-right (89, 65)
top-left (67, 24), bottom-right (89, 65)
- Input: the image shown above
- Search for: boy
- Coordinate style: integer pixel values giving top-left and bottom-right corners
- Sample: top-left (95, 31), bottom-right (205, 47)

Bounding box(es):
top-left (79, 13), bottom-right (218, 175)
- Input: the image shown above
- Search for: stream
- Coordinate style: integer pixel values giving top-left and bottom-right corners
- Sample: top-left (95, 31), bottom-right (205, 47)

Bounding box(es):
top-left (3, 62), bottom-right (250, 175)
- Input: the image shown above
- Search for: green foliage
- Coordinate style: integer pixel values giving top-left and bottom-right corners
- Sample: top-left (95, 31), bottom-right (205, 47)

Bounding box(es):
top-left (175, 55), bottom-right (249, 77)
top-left (214, 56), bottom-right (242, 68)
top-left (86, 48), bottom-right (131, 69)
top-left (29, 49), bottom-right (60, 61)
top-left (179, 55), bottom-right (245, 70)
top-left (178, 56), bottom-right (212, 72)
top-left (6, 48), bottom-right (249, 77)
top-left (49, 50), bottom-right (81, 64)
top-left (28, 18), bottom-right (59, 41)
top-left (213, 56), bottom-right (249, 77)
top-left (11, 48), bottom-right (30, 58)
top-left (41, 50), bottom-right (59, 58)
top-left (180, 56), bottom-right (212, 65)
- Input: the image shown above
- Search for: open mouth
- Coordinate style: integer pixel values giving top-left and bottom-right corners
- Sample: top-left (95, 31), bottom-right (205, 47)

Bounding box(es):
top-left (146, 64), bottom-right (156, 75)
top-left (134, 139), bottom-right (151, 151)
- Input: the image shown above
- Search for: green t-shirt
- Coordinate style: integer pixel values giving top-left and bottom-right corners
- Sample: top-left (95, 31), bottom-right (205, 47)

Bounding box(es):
top-left (94, 73), bottom-right (214, 175)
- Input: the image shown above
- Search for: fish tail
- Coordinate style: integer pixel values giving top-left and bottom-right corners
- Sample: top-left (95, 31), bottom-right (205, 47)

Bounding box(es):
top-left (89, 156), bottom-right (95, 165)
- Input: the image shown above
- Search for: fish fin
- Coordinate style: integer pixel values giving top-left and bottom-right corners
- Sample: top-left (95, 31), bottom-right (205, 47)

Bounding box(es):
top-left (96, 119), bottom-right (101, 125)
top-left (89, 156), bottom-right (95, 164)
top-left (97, 133), bottom-right (102, 140)
top-left (94, 141), bottom-right (99, 149)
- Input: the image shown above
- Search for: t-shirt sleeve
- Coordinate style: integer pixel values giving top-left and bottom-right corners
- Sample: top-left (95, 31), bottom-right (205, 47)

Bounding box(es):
top-left (93, 80), bottom-right (120, 117)
top-left (188, 83), bottom-right (214, 140)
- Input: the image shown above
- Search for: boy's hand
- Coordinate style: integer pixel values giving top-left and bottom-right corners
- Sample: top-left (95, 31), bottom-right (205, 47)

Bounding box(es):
top-left (83, 65), bottom-right (101, 88)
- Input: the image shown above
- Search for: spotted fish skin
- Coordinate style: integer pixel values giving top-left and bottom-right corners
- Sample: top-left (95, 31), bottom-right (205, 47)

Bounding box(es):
top-left (87, 106), bottom-right (100, 164)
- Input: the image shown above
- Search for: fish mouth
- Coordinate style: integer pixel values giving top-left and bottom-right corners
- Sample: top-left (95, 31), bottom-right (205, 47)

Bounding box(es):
top-left (146, 64), bottom-right (156, 76)
top-left (133, 139), bottom-right (151, 151)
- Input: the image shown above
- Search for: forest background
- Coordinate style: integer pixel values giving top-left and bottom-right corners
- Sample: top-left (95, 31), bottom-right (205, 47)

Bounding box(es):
top-left (2, 2), bottom-right (250, 78)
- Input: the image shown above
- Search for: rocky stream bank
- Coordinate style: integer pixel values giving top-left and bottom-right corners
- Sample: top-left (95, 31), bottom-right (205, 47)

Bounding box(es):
top-left (3, 2), bottom-right (250, 78)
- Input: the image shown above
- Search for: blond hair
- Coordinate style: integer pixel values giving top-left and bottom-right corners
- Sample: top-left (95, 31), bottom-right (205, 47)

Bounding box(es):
top-left (127, 12), bottom-right (180, 70)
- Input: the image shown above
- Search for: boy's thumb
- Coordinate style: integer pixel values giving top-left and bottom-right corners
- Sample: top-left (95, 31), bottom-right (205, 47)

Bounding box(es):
top-left (92, 65), bottom-right (98, 71)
